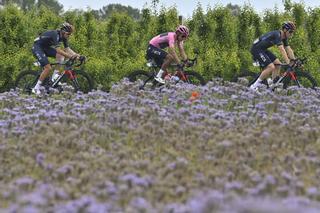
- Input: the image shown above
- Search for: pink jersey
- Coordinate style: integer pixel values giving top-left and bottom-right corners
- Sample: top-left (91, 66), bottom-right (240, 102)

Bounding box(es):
top-left (149, 32), bottom-right (176, 49)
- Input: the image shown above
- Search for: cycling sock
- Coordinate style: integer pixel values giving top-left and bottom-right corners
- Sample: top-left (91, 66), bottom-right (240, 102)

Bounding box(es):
top-left (156, 69), bottom-right (164, 78)
top-left (52, 70), bottom-right (60, 81)
top-left (35, 80), bottom-right (42, 89)
top-left (252, 78), bottom-right (263, 88)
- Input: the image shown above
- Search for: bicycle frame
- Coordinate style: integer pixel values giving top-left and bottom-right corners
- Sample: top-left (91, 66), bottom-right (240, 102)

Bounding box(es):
top-left (49, 58), bottom-right (84, 89)
top-left (272, 64), bottom-right (301, 88)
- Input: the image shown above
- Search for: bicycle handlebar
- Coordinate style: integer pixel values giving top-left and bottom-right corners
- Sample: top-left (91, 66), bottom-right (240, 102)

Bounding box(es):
top-left (171, 52), bottom-right (199, 70)
top-left (50, 56), bottom-right (86, 68)
top-left (274, 57), bottom-right (307, 69)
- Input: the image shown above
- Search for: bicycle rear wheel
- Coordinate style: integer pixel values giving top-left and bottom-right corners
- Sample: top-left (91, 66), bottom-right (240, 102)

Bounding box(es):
top-left (63, 70), bottom-right (94, 93)
top-left (127, 70), bottom-right (156, 89)
top-left (15, 70), bottom-right (40, 94)
top-left (232, 70), bottom-right (261, 86)
top-left (183, 71), bottom-right (206, 86)
top-left (127, 70), bottom-right (153, 82)
top-left (281, 70), bottom-right (317, 89)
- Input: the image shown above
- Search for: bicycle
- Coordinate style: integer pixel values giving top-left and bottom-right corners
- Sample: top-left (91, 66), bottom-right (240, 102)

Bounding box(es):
top-left (233, 58), bottom-right (317, 90)
top-left (127, 49), bottom-right (206, 90)
top-left (15, 56), bottom-right (94, 94)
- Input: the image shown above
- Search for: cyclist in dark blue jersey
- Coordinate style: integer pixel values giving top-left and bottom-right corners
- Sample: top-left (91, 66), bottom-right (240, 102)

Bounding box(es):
top-left (31, 22), bottom-right (81, 95)
top-left (250, 21), bottom-right (296, 90)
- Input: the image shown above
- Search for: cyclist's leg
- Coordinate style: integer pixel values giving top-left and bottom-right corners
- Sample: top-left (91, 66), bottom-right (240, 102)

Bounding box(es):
top-left (52, 53), bottom-right (64, 82)
top-left (250, 50), bottom-right (274, 89)
top-left (147, 45), bottom-right (168, 83)
top-left (272, 59), bottom-right (281, 78)
top-left (265, 51), bottom-right (280, 80)
top-left (161, 53), bottom-right (174, 70)
top-left (32, 46), bottom-right (55, 93)
top-left (38, 47), bottom-right (56, 82)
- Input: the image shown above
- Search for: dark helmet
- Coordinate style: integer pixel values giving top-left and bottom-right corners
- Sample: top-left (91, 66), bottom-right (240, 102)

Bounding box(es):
top-left (282, 21), bottom-right (296, 32)
top-left (176, 25), bottom-right (190, 37)
top-left (60, 22), bottom-right (74, 33)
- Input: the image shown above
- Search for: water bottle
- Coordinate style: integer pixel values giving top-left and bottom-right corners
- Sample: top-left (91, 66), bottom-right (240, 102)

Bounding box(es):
top-left (171, 76), bottom-right (180, 82)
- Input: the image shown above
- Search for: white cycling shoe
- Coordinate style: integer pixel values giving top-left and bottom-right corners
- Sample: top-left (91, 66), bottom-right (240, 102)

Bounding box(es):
top-left (154, 76), bottom-right (165, 84)
top-left (249, 83), bottom-right (262, 92)
top-left (32, 87), bottom-right (41, 95)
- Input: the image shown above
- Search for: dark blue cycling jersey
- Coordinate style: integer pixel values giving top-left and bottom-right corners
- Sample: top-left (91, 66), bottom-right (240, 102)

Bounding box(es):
top-left (252, 30), bottom-right (288, 50)
top-left (34, 30), bottom-right (69, 48)
top-left (32, 30), bottom-right (69, 67)
top-left (250, 30), bottom-right (289, 68)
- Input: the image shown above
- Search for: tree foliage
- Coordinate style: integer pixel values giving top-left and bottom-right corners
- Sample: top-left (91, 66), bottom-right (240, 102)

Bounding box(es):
top-left (92, 4), bottom-right (140, 20)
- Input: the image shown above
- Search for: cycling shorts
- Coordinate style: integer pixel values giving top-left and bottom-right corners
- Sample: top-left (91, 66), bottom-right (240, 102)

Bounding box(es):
top-left (250, 47), bottom-right (277, 68)
top-left (32, 44), bottom-right (57, 67)
top-left (146, 44), bottom-right (168, 67)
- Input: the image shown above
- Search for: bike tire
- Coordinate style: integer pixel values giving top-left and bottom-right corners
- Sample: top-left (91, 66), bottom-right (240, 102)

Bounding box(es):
top-left (15, 70), bottom-right (40, 94)
top-left (127, 70), bottom-right (156, 90)
top-left (127, 70), bottom-right (153, 82)
top-left (232, 70), bottom-right (258, 83)
top-left (281, 70), bottom-right (317, 89)
top-left (183, 71), bottom-right (206, 86)
top-left (64, 70), bottom-right (94, 93)
top-left (232, 70), bottom-right (267, 87)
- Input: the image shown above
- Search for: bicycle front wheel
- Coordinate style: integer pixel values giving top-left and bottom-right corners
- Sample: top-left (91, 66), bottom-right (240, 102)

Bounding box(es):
top-left (183, 71), bottom-right (206, 86)
top-left (282, 70), bottom-right (317, 89)
top-left (63, 70), bottom-right (94, 93)
top-left (15, 70), bottom-right (40, 94)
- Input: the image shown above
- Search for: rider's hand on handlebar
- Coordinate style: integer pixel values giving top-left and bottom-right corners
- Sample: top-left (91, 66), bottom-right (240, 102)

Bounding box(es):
top-left (293, 58), bottom-right (304, 68)
top-left (289, 58), bottom-right (300, 68)
top-left (79, 55), bottom-right (86, 62)
top-left (181, 59), bottom-right (191, 67)
top-left (285, 64), bottom-right (294, 72)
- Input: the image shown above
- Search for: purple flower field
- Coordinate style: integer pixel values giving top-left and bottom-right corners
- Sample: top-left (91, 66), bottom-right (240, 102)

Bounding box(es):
top-left (1, 79), bottom-right (320, 212)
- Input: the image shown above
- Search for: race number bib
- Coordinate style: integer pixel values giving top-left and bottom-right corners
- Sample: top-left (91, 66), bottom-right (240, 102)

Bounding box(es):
top-left (253, 38), bottom-right (259, 45)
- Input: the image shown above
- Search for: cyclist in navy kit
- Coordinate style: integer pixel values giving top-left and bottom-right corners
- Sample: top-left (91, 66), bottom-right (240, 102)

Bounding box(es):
top-left (250, 21), bottom-right (296, 90)
top-left (32, 22), bottom-right (81, 95)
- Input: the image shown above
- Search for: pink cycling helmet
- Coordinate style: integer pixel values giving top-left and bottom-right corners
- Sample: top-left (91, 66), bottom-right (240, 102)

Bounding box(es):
top-left (176, 25), bottom-right (190, 37)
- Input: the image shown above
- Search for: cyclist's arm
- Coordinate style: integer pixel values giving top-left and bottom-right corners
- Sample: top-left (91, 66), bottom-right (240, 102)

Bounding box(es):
top-left (168, 47), bottom-right (180, 64)
top-left (177, 42), bottom-right (188, 61)
top-left (56, 47), bottom-right (73, 59)
top-left (277, 45), bottom-right (290, 64)
top-left (285, 46), bottom-right (295, 61)
top-left (65, 47), bottom-right (80, 57)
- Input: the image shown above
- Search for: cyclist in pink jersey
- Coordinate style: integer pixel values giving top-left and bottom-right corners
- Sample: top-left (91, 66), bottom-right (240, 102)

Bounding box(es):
top-left (146, 25), bottom-right (190, 84)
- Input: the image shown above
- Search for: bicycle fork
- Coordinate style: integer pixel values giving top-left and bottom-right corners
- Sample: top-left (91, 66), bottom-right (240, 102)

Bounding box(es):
top-left (64, 70), bottom-right (81, 91)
